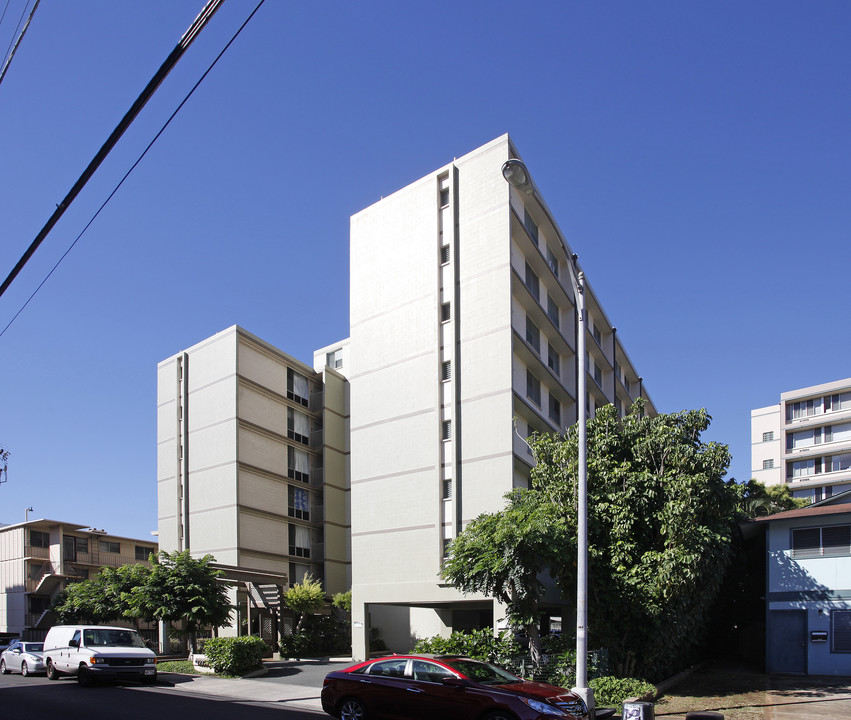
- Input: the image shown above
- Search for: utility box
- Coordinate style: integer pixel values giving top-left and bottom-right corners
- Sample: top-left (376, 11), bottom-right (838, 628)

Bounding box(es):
top-left (622, 701), bottom-right (655, 720)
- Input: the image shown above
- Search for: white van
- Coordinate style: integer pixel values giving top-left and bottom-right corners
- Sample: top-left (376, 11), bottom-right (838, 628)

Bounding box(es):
top-left (43, 625), bottom-right (157, 686)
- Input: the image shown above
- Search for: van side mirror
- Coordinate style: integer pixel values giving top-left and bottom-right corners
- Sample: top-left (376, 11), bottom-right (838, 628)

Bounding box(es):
top-left (69, 638), bottom-right (79, 648)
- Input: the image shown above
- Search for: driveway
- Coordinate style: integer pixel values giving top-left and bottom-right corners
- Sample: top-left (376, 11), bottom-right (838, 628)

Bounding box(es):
top-left (764, 675), bottom-right (851, 720)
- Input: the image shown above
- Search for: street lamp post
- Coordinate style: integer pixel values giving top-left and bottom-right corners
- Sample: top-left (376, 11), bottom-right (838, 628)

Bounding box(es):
top-left (502, 159), bottom-right (594, 715)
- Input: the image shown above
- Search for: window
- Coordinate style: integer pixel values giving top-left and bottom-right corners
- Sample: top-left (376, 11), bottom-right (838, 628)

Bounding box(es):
top-left (525, 315), bottom-right (540, 353)
top-left (594, 361), bottom-right (603, 388)
top-left (63, 535), bottom-right (88, 560)
top-left (546, 246), bottom-right (558, 278)
top-left (832, 610), bottom-right (851, 653)
top-left (135, 546), bottom-right (152, 562)
top-left (524, 262), bottom-right (539, 301)
top-left (326, 349), bottom-right (343, 370)
top-left (792, 524), bottom-right (851, 558)
top-left (442, 420), bottom-right (452, 440)
top-left (440, 245), bottom-right (450, 264)
top-left (615, 396), bottom-right (623, 415)
top-left (99, 540), bottom-right (120, 554)
top-left (442, 479), bottom-right (452, 499)
top-left (441, 302), bottom-right (451, 322)
top-left (439, 187), bottom-right (450, 208)
top-left (287, 368), bottom-right (310, 407)
top-left (412, 659), bottom-right (456, 683)
top-left (441, 361), bottom-right (451, 381)
top-left (288, 486), bottom-right (310, 520)
top-left (825, 392), bottom-right (851, 414)
top-left (288, 525), bottom-right (311, 558)
top-left (763, 431), bottom-right (774, 442)
top-left (288, 445), bottom-right (310, 482)
top-left (591, 320), bottom-right (602, 346)
top-left (526, 370), bottom-right (541, 407)
top-left (30, 530), bottom-right (49, 548)
top-left (288, 408), bottom-right (309, 444)
top-left (763, 459), bottom-right (775, 469)
top-left (548, 393), bottom-right (561, 425)
top-left (547, 343), bottom-right (560, 376)
top-left (547, 293), bottom-right (559, 329)
top-left (787, 397), bottom-right (821, 421)
top-left (523, 208), bottom-right (539, 246)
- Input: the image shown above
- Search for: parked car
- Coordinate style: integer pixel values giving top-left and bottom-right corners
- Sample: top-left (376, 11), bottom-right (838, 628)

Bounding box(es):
top-left (0, 637), bottom-right (20, 654)
top-left (43, 625), bottom-right (157, 686)
top-left (0, 641), bottom-right (45, 676)
top-left (321, 654), bottom-right (588, 720)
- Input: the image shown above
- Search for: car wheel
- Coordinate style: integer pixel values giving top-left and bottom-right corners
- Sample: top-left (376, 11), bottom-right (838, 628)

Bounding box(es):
top-left (77, 665), bottom-right (94, 687)
top-left (0, 659), bottom-right (7, 675)
top-left (339, 697), bottom-right (367, 720)
top-left (21, 661), bottom-right (28, 677)
top-left (46, 660), bottom-right (61, 680)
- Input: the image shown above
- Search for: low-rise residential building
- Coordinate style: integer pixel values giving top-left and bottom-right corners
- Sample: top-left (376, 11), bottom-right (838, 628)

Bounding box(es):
top-left (752, 378), bottom-right (851, 502)
top-left (0, 519), bottom-right (157, 640)
top-left (755, 490), bottom-right (851, 675)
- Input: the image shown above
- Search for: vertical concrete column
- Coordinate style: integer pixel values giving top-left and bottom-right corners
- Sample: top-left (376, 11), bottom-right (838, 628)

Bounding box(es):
top-left (352, 596), bottom-right (369, 661)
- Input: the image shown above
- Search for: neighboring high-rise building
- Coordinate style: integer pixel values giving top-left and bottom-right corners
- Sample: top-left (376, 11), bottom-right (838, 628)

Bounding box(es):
top-left (0, 519), bottom-right (157, 640)
top-left (752, 377), bottom-right (851, 502)
top-left (348, 134), bottom-right (653, 659)
top-left (157, 326), bottom-right (350, 643)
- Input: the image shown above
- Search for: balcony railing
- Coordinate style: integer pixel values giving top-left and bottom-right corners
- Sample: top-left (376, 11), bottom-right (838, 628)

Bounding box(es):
top-left (24, 545), bottom-right (50, 559)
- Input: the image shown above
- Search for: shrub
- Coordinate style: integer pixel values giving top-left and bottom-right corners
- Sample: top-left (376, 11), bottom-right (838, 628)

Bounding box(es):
top-left (589, 676), bottom-right (656, 707)
top-left (279, 615), bottom-right (351, 659)
top-left (202, 636), bottom-right (267, 676)
top-left (413, 629), bottom-right (521, 667)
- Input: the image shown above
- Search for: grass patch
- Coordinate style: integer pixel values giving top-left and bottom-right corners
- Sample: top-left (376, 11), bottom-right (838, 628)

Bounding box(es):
top-left (156, 660), bottom-right (199, 674)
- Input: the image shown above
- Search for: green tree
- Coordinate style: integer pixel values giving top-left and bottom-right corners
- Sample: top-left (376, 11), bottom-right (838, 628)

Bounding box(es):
top-left (443, 489), bottom-right (569, 666)
top-left (283, 574), bottom-right (326, 633)
top-left (332, 590), bottom-right (352, 614)
top-left (129, 550), bottom-right (232, 654)
top-left (52, 563), bottom-right (151, 624)
top-left (530, 400), bottom-right (738, 679)
top-left (734, 478), bottom-right (810, 518)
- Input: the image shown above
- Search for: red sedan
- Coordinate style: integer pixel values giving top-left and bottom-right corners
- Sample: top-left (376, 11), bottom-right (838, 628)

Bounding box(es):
top-left (321, 654), bottom-right (588, 720)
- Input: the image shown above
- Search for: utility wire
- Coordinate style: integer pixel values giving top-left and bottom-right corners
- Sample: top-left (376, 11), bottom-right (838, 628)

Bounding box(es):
top-left (0, 0), bottom-right (227, 301)
top-left (0, 0), bottom-right (266, 340)
top-left (0, 0), bottom-right (39, 91)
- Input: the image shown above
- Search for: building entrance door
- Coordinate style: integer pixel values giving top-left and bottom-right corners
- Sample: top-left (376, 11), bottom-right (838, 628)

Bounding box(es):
top-left (768, 610), bottom-right (806, 674)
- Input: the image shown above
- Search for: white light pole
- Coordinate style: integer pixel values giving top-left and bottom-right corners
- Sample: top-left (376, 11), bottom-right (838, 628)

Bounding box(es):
top-left (502, 159), bottom-right (593, 715)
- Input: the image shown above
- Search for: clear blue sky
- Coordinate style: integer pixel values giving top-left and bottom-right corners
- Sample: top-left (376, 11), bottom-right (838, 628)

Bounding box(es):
top-left (1, 1), bottom-right (849, 540)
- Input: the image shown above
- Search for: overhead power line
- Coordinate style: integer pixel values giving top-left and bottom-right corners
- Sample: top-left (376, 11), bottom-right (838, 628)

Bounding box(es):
top-left (0, 0), bottom-right (39, 91)
top-left (0, 0), bottom-right (266, 340)
top-left (0, 0), bottom-right (226, 301)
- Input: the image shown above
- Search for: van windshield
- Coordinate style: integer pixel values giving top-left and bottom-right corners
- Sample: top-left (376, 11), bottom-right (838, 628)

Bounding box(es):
top-left (83, 629), bottom-right (146, 648)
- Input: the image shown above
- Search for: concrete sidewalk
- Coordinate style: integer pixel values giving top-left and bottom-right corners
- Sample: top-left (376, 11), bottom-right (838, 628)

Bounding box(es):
top-left (160, 672), bottom-right (325, 712)
top-left (764, 677), bottom-right (851, 720)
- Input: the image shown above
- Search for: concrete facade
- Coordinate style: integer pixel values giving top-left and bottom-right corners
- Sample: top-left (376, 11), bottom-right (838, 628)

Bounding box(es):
top-left (157, 326), bottom-right (350, 641)
top-left (347, 135), bottom-right (653, 658)
top-left (752, 378), bottom-right (851, 501)
top-left (0, 519), bottom-right (157, 639)
top-left (756, 491), bottom-right (851, 676)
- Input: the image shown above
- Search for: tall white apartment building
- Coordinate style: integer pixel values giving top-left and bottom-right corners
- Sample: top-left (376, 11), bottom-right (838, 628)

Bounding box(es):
top-left (157, 326), bottom-right (350, 642)
top-left (752, 377), bottom-right (851, 502)
top-left (348, 135), bottom-right (653, 659)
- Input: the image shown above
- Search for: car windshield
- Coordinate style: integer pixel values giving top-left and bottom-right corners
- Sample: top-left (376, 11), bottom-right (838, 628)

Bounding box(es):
top-left (83, 629), bottom-right (146, 648)
top-left (23, 643), bottom-right (43, 653)
top-left (442, 659), bottom-right (523, 686)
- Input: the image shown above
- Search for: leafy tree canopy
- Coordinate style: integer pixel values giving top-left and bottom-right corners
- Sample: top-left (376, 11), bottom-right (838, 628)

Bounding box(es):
top-left (284, 573), bottom-right (326, 633)
top-left (443, 488), bottom-right (569, 664)
top-left (530, 400), bottom-right (739, 678)
top-left (734, 478), bottom-right (810, 518)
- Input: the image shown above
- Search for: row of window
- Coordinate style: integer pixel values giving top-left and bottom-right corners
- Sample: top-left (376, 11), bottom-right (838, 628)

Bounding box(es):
top-left (526, 369), bottom-right (562, 426)
top-left (791, 524), bottom-right (851, 558)
top-left (787, 392), bottom-right (851, 422)
top-left (788, 422), bottom-right (851, 451)
top-left (789, 453), bottom-right (851, 479)
top-left (29, 531), bottom-right (154, 561)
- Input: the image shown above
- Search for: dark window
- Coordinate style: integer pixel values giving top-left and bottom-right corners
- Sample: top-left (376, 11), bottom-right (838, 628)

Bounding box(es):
top-left (441, 361), bottom-right (451, 381)
top-left (526, 370), bottom-right (541, 407)
top-left (439, 187), bottom-right (450, 208)
top-left (549, 393), bottom-right (561, 425)
top-left (833, 610), bottom-right (851, 653)
top-left (30, 530), bottom-right (49, 548)
top-left (288, 486), bottom-right (310, 520)
top-left (792, 525), bottom-right (851, 558)
top-left (287, 368), bottom-right (310, 407)
top-left (440, 245), bottom-right (450, 264)
top-left (135, 546), bottom-right (152, 562)
top-left (442, 420), bottom-right (452, 440)
top-left (442, 480), bottom-right (452, 499)
top-left (99, 540), bottom-right (120, 554)
top-left (441, 302), bottom-right (451, 322)
top-left (525, 316), bottom-right (540, 353)
top-left (523, 208), bottom-right (539, 246)
top-left (524, 262), bottom-right (539, 301)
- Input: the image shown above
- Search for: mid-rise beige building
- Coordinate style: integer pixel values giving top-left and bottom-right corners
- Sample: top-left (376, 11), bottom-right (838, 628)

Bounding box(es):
top-left (752, 377), bottom-right (851, 501)
top-left (348, 135), bottom-right (653, 658)
top-left (156, 326), bottom-right (350, 642)
top-left (0, 519), bottom-right (157, 639)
